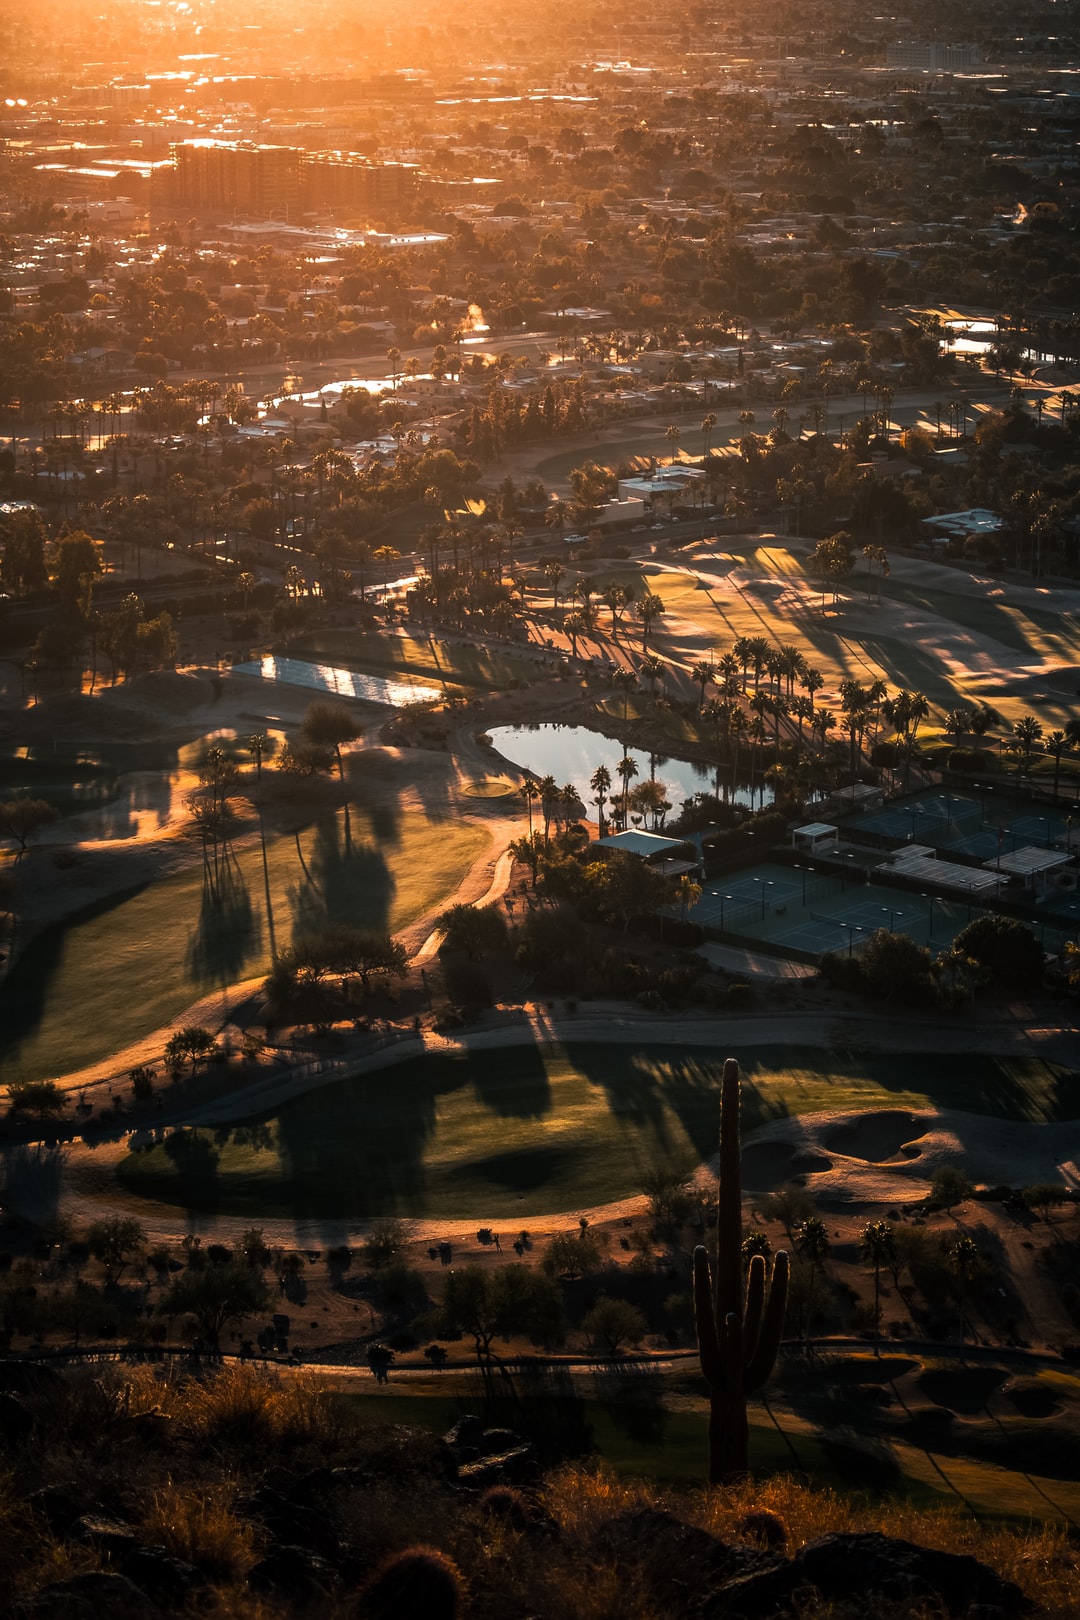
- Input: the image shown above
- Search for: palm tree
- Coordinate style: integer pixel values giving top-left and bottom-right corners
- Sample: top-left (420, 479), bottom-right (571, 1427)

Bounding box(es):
top-left (700, 411), bottom-right (718, 457)
top-left (859, 1220), bottom-right (896, 1357)
top-left (747, 635), bottom-right (771, 691)
top-left (665, 423), bottom-right (681, 462)
top-left (677, 874), bottom-right (702, 921)
top-left (797, 1217), bottom-right (831, 1354)
top-left (636, 592), bottom-right (665, 650)
top-left (948, 1234), bottom-right (980, 1349)
top-left (611, 666), bottom-right (637, 730)
top-left (728, 707), bottom-right (747, 797)
top-left (521, 778), bottom-right (540, 835)
top-left (802, 666), bottom-right (824, 709)
top-left (1012, 713), bottom-right (1044, 778)
top-left (247, 732), bottom-right (276, 959)
top-left (732, 635), bottom-right (753, 690)
top-left (747, 714), bottom-right (769, 797)
top-left (604, 583), bottom-right (631, 637)
top-left (590, 765), bottom-right (612, 834)
top-left (692, 660), bottom-right (714, 710)
top-left (1046, 729), bottom-right (1070, 799)
top-left (543, 559), bottom-right (566, 613)
top-left (778, 645), bottom-right (806, 696)
top-left (717, 652), bottom-right (740, 695)
top-left (617, 754), bottom-right (639, 825)
top-left (545, 497), bottom-right (569, 540)
top-left (641, 653), bottom-right (665, 697)
top-left (563, 611), bottom-right (587, 658)
top-left (538, 775), bottom-right (559, 841)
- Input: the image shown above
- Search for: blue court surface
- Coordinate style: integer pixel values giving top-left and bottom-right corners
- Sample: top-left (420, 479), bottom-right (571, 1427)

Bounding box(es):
top-left (686, 861), bottom-right (971, 955)
top-left (842, 789), bottom-right (1078, 861)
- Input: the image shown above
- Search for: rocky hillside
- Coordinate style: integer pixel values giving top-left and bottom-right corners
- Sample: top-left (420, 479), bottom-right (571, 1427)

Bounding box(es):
top-left (0, 1360), bottom-right (1074, 1620)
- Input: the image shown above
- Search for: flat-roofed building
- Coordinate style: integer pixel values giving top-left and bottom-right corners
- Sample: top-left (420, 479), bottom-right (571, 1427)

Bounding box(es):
top-left (171, 140), bottom-right (301, 220)
top-left (302, 153), bottom-right (418, 213)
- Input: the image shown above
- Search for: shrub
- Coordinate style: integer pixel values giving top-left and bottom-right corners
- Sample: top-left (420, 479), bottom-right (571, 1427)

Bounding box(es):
top-left (859, 928), bottom-right (933, 1003)
top-left (948, 747), bottom-right (997, 774)
top-left (129, 1065), bottom-right (155, 1100)
top-left (542, 1228), bottom-right (606, 1279)
top-left (6, 1079), bottom-right (65, 1120)
top-left (441, 956), bottom-right (493, 1011)
top-left (582, 1295), bottom-right (648, 1355)
top-left (929, 1165), bottom-right (974, 1210)
top-left (953, 914), bottom-right (1043, 990)
top-left (359, 1545), bottom-right (466, 1619)
top-left (362, 1218), bottom-right (409, 1270)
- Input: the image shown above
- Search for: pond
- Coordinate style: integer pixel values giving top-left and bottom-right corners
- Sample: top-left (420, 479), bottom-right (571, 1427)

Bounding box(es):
top-left (231, 656), bottom-right (441, 708)
top-left (486, 724), bottom-right (772, 813)
top-left (0, 730), bottom-right (283, 843)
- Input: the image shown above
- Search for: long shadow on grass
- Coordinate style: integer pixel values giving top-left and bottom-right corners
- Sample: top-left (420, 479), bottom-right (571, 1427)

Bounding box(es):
top-left (0, 883), bottom-right (150, 1080)
top-left (470, 1042), bottom-right (552, 1119)
top-left (285, 812), bottom-right (396, 939)
top-left (570, 1045), bottom-right (731, 1166)
top-left (185, 850), bottom-right (258, 990)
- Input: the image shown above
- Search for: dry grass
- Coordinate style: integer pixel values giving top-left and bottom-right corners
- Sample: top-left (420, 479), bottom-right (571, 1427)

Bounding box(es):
top-left (172, 1364), bottom-right (344, 1454)
top-left (140, 1481), bottom-right (259, 1579)
top-left (542, 1465), bottom-right (1080, 1618)
top-left (7, 1367), bottom-right (1080, 1618)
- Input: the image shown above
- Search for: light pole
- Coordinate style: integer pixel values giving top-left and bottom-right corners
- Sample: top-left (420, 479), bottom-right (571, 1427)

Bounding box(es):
top-left (921, 891), bottom-right (935, 939)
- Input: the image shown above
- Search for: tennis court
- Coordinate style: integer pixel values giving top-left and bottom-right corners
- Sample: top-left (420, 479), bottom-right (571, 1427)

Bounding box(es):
top-left (846, 790), bottom-right (983, 843)
top-left (842, 789), bottom-right (1079, 861)
top-left (686, 861), bottom-right (973, 957)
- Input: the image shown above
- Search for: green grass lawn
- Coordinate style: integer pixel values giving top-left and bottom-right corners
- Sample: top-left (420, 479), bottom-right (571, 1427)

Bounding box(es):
top-left (0, 809), bottom-right (489, 1083)
top-left (335, 1376), bottom-right (1080, 1519)
top-left (114, 1044), bottom-right (1078, 1221)
top-left (287, 629), bottom-right (536, 693)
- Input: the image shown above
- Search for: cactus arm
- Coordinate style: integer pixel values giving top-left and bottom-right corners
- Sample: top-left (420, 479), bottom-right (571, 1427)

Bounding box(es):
top-left (717, 1058), bottom-right (743, 1322)
top-left (693, 1246), bottom-right (724, 1387)
top-left (742, 1252), bottom-right (766, 1363)
top-left (745, 1251), bottom-right (790, 1393)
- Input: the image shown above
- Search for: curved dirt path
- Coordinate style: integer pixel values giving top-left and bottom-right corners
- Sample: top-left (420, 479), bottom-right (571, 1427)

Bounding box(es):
top-left (13, 1003), bottom-right (1078, 1246)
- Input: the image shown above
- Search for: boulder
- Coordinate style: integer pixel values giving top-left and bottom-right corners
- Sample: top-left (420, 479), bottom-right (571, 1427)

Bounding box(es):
top-left (240, 1486), bottom-right (340, 1562)
top-left (456, 1444), bottom-right (535, 1488)
top-left (9, 1572), bottom-right (159, 1620)
top-left (595, 1509), bottom-right (774, 1614)
top-left (69, 1514), bottom-right (141, 1559)
top-left (248, 1545), bottom-right (338, 1601)
top-left (27, 1485), bottom-right (84, 1536)
top-left (0, 1394), bottom-right (33, 1447)
top-left (0, 1361), bottom-right (63, 1397)
top-left (119, 1548), bottom-right (204, 1608)
top-left (476, 1426), bottom-right (524, 1456)
top-left (708, 1531), bottom-right (1032, 1618)
top-left (442, 1414), bottom-right (484, 1455)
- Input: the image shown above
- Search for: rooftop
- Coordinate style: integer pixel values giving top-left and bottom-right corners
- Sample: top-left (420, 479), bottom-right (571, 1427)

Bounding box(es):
top-left (595, 830), bottom-right (690, 859)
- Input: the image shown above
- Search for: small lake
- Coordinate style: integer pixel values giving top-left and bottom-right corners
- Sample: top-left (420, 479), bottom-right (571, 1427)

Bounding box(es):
top-left (232, 656), bottom-right (442, 707)
top-left (487, 724), bottom-right (772, 812)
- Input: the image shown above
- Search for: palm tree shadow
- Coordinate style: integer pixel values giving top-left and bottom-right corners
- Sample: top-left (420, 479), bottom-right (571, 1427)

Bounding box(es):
top-left (469, 1041), bottom-right (553, 1119)
top-left (285, 812), bottom-right (396, 939)
top-left (186, 847), bottom-right (257, 989)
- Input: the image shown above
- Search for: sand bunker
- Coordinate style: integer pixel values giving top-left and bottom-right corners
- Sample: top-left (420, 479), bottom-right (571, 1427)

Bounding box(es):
top-left (741, 1141), bottom-right (832, 1191)
top-left (824, 1111), bottom-right (931, 1164)
top-left (1005, 1381), bottom-right (1061, 1419)
top-left (742, 1105), bottom-right (1080, 1205)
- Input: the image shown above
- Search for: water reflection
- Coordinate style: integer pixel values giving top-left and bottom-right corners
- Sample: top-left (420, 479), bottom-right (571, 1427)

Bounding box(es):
top-left (233, 656), bottom-right (442, 707)
top-left (487, 723), bottom-right (773, 812)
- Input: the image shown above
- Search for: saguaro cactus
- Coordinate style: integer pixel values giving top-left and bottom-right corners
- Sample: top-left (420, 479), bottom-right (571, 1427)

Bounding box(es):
top-left (694, 1056), bottom-right (789, 1483)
